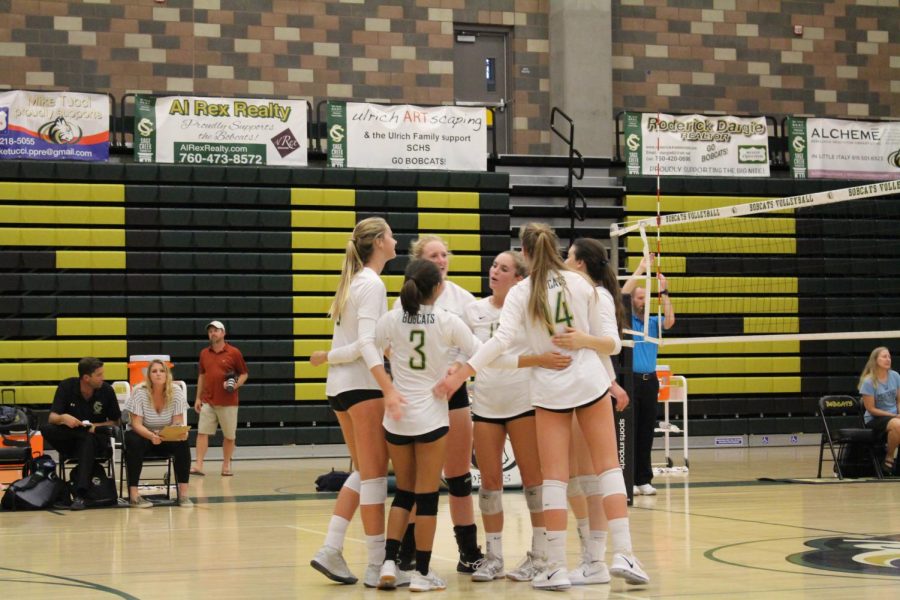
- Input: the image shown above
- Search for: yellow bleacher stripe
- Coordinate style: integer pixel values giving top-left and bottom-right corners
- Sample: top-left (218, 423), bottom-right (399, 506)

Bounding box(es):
top-left (56, 250), bottom-right (126, 269)
top-left (677, 376), bottom-right (801, 395)
top-left (0, 340), bottom-right (127, 360)
top-left (293, 318), bottom-right (334, 336)
top-left (292, 231), bottom-right (356, 249)
top-left (1, 386), bottom-right (57, 404)
top-left (626, 256), bottom-right (686, 274)
top-left (668, 277), bottom-right (797, 295)
top-left (743, 317), bottom-right (800, 334)
top-left (0, 362), bottom-right (128, 382)
top-left (0, 228), bottom-right (125, 247)
top-left (659, 340), bottom-right (799, 355)
top-left (57, 318), bottom-right (127, 337)
top-left (295, 362), bottom-right (326, 379)
top-left (290, 188), bottom-right (355, 206)
top-left (663, 356), bottom-right (801, 376)
top-left (418, 213), bottom-right (480, 231)
top-left (0, 206), bottom-right (123, 225)
top-left (485, 108), bottom-right (493, 127)
top-left (294, 339), bottom-right (332, 357)
top-left (622, 216), bottom-right (796, 235)
top-left (651, 297), bottom-right (797, 314)
top-left (626, 195), bottom-right (791, 213)
top-left (295, 382), bottom-right (327, 401)
top-left (0, 182), bottom-right (124, 203)
top-left (290, 210), bottom-right (357, 229)
top-left (626, 236), bottom-right (795, 254)
top-left (293, 297), bottom-right (335, 314)
top-left (418, 191), bottom-right (479, 209)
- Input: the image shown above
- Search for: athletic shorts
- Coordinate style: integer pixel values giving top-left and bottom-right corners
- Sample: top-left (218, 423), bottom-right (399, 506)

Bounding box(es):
top-left (384, 426), bottom-right (449, 446)
top-left (538, 390), bottom-right (609, 414)
top-left (328, 389), bottom-right (382, 412)
top-left (197, 404), bottom-right (238, 439)
top-left (865, 415), bottom-right (897, 435)
top-left (448, 382), bottom-right (470, 411)
top-left (472, 409), bottom-right (535, 425)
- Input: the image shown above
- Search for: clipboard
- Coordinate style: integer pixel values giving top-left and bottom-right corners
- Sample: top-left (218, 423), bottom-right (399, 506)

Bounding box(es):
top-left (158, 425), bottom-right (190, 441)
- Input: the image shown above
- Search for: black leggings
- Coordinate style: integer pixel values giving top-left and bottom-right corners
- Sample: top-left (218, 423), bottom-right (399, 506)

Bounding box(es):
top-left (41, 424), bottom-right (111, 494)
top-left (124, 430), bottom-right (191, 487)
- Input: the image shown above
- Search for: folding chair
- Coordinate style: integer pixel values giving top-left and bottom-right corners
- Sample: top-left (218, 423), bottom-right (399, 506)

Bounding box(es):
top-left (0, 402), bottom-right (34, 479)
top-left (817, 395), bottom-right (884, 480)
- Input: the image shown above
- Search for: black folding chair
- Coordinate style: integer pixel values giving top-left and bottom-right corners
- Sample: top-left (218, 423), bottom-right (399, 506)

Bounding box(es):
top-left (817, 395), bottom-right (884, 480)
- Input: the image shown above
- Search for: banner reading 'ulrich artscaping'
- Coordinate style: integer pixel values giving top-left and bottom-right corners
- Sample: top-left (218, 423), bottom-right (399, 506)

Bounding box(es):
top-left (0, 90), bottom-right (109, 161)
top-left (327, 102), bottom-right (487, 171)
top-left (134, 95), bottom-right (307, 166)
top-left (788, 117), bottom-right (900, 180)
top-left (624, 112), bottom-right (770, 177)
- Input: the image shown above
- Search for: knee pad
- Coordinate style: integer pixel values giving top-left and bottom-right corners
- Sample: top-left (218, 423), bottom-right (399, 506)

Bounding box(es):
top-left (541, 479), bottom-right (568, 512)
top-left (446, 473), bottom-right (472, 498)
top-left (567, 476), bottom-right (583, 498)
top-left (524, 485), bottom-right (543, 513)
top-left (478, 488), bottom-right (503, 515)
top-left (598, 468), bottom-right (627, 498)
top-left (342, 471), bottom-right (361, 493)
top-left (359, 476), bottom-right (387, 506)
top-left (391, 488), bottom-right (416, 512)
top-left (414, 491), bottom-right (440, 516)
top-left (578, 474), bottom-right (602, 498)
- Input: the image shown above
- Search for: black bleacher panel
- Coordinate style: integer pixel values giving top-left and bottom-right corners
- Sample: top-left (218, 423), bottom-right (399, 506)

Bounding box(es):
top-left (295, 427), bottom-right (332, 445)
top-left (356, 190), bottom-right (417, 209)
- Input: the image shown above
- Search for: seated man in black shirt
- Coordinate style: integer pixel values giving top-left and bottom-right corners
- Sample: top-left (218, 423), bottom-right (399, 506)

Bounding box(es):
top-left (41, 357), bottom-right (121, 510)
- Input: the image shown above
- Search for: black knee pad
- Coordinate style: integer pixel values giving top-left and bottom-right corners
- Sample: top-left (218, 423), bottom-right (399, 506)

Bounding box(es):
top-left (391, 488), bottom-right (416, 512)
top-left (414, 491), bottom-right (440, 516)
top-left (446, 473), bottom-right (472, 498)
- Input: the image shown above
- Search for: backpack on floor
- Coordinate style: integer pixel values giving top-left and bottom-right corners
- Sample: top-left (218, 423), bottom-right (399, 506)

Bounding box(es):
top-left (315, 469), bottom-right (350, 492)
top-left (1, 456), bottom-right (66, 511)
top-left (68, 461), bottom-right (118, 507)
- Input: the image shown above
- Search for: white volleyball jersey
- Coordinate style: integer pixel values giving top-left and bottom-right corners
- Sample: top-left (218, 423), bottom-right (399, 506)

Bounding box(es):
top-left (376, 305), bottom-right (481, 436)
top-left (465, 297), bottom-right (532, 419)
top-left (468, 270), bottom-right (621, 410)
top-left (394, 278), bottom-right (476, 364)
top-left (324, 267), bottom-right (388, 397)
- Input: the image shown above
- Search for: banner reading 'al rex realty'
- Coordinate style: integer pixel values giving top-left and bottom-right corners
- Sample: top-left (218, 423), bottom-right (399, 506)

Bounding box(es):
top-left (624, 112), bottom-right (770, 177)
top-left (328, 102), bottom-right (487, 171)
top-left (134, 95), bottom-right (307, 166)
top-left (788, 117), bottom-right (900, 180)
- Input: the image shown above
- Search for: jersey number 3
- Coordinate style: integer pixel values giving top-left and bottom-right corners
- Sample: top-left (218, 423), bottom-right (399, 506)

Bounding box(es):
top-left (409, 330), bottom-right (426, 370)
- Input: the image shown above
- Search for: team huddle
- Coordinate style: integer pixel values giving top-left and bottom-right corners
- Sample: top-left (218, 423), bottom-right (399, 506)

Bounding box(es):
top-left (309, 217), bottom-right (649, 592)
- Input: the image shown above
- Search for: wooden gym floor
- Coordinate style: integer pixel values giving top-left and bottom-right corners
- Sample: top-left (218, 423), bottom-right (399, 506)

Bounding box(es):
top-left (1, 445), bottom-right (898, 599)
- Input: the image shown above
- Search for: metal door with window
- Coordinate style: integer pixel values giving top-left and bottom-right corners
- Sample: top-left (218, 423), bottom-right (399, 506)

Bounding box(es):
top-left (453, 29), bottom-right (510, 155)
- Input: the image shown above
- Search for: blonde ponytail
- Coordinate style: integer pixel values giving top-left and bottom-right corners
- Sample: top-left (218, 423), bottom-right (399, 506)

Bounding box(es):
top-left (520, 222), bottom-right (570, 334)
top-left (329, 217), bottom-right (389, 321)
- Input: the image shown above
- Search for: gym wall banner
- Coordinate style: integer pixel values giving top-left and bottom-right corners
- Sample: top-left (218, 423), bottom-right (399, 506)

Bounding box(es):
top-left (624, 112), bottom-right (770, 177)
top-left (133, 95), bottom-right (308, 166)
top-left (788, 117), bottom-right (900, 180)
top-left (327, 101), bottom-right (487, 171)
top-left (0, 90), bottom-right (109, 161)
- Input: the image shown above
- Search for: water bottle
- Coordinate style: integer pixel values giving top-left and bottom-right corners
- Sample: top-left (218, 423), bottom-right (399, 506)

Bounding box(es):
top-left (225, 371), bottom-right (236, 393)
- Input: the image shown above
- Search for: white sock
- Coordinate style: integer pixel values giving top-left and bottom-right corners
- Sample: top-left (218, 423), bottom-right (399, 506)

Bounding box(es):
top-left (486, 532), bottom-right (503, 560)
top-left (366, 534), bottom-right (386, 565)
top-left (607, 518), bottom-right (633, 554)
top-left (589, 530), bottom-right (608, 562)
top-left (324, 515), bottom-right (350, 550)
top-left (532, 526), bottom-right (547, 556)
top-left (575, 517), bottom-right (589, 548)
top-left (545, 530), bottom-right (567, 566)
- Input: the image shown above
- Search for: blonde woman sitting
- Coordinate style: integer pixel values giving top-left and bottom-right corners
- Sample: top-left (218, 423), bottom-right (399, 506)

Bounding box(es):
top-left (125, 359), bottom-right (193, 507)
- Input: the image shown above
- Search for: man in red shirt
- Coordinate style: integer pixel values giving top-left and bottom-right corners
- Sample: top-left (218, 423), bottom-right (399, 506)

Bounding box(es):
top-left (191, 321), bottom-right (248, 477)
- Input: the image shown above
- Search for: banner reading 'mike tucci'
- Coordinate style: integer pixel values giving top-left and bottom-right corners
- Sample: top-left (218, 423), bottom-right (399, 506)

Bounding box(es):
top-left (133, 94), bottom-right (308, 166)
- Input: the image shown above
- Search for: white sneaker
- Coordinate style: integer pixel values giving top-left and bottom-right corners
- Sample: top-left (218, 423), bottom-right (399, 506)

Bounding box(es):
top-left (507, 551), bottom-right (540, 582)
top-left (378, 559), bottom-right (399, 589)
top-left (409, 570), bottom-right (446, 592)
top-left (633, 484), bottom-right (657, 496)
top-left (310, 545), bottom-right (358, 585)
top-left (610, 553), bottom-right (649, 585)
top-left (531, 562), bottom-right (571, 591)
top-left (472, 554), bottom-right (505, 582)
top-left (568, 559), bottom-right (610, 585)
top-left (177, 497), bottom-right (194, 508)
top-left (362, 563), bottom-right (380, 588)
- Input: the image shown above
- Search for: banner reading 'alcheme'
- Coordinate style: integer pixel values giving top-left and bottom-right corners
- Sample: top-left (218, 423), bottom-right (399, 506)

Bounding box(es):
top-left (0, 90), bottom-right (109, 161)
top-left (788, 117), bottom-right (900, 180)
top-left (624, 112), bottom-right (770, 177)
top-left (327, 101), bottom-right (487, 171)
top-left (134, 95), bottom-right (307, 166)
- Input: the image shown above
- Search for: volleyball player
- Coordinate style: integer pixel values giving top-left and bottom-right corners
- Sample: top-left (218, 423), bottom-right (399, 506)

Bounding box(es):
top-left (397, 235), bottom-right (484, 572)
top-left (465, 250), bottom-right (572, 582)
top-left (309, 217), bottom-right (404, 588)
top-left (435, 223), bottom-right (649, 590)
top-left (374, 259), bottom-right (482, 592)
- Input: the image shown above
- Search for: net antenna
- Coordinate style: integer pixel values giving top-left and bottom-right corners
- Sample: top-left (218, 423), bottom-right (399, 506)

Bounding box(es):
top-left (610, 179), bottom-right (900, 347)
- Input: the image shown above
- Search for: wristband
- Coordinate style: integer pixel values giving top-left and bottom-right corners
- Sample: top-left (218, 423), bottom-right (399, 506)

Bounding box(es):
top-left (659, 290), bottom-right (669, 296)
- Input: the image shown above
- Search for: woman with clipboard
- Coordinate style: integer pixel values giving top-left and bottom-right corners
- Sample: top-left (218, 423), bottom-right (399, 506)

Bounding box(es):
top-left (124, 359), bottom-right (193, 507)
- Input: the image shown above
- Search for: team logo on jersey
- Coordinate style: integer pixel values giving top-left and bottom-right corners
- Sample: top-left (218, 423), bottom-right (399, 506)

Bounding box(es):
top-left (786, 534), bottom-right (900, 575)
top-left (93, 401), bottom-right (103, 415)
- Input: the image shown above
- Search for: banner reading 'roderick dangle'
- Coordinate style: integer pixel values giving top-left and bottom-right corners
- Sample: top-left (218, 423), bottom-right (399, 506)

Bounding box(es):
top-left (624, 112), bottom-right (770, 177)
top-left (133, 95), bottom-right (307, 166)
top-left (327, 102), bottom-right (487, 171)
top-left (788, 117), bottom-right (900, 180)
top-left (0, 90), bottom-right (109, 161)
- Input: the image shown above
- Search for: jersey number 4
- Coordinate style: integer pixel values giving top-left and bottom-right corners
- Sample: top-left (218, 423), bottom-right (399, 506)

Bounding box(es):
top-left (409, 330), bottom-right (426, 370)
top-left (554, 290), bottom-right (573, 328)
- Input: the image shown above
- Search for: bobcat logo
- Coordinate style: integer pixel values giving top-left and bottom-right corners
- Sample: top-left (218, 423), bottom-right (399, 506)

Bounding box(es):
top-left (888, 148), bottom-right (900, 168)
top-left (38, 117), bottom-right (82, 145)
top-left (787, 534), bottom-right (900, 575)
